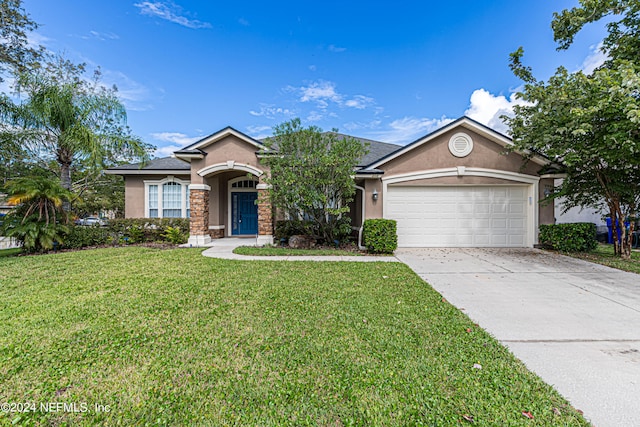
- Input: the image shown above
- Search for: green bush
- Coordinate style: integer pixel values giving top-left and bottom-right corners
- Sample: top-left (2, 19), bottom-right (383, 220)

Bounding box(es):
top-left (62, 218), bottom-right (191, 249)
top-left (163, 226), bottom-right (188, 244)
top-left (539, 223), bottom-right (597, 252)
top-left (64, 225), bottom-right (111, 249)
top-left (108, 218), bottom-right (189, 242)
top-left (363, 219), bottom-right (397, 254)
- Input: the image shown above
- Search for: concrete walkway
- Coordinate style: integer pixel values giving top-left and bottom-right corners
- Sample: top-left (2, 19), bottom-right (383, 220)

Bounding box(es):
top-left (200, 238), bottom-right (399, 262)
top-left (395, 247), bottom-right (640, 427)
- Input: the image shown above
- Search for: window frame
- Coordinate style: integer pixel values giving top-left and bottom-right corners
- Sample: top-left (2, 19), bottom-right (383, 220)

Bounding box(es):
top-left (143, 176), bottom-right (191, 218)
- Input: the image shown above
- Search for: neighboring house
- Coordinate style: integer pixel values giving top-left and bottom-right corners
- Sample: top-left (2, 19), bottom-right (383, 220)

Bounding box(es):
top-left (0, 193), bottom-right (15, 215)
top-left (106, 116), bottom-right (561, 248)
top-left (553, 179), bottom-right (607, 228)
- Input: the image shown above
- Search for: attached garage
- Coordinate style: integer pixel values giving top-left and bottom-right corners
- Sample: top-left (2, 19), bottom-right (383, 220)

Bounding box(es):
top-left (385, 185), bottom-right (533, 248)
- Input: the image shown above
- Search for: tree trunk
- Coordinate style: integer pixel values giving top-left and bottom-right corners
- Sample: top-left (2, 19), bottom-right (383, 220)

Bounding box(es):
top-left (610, 208), bottom-right (621, 256)
top-left (60, 161), bottom-right (71, 212)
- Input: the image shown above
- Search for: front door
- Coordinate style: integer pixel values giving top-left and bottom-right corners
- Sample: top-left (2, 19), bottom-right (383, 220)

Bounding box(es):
top-left (231, 192), bottom-right (258, 235)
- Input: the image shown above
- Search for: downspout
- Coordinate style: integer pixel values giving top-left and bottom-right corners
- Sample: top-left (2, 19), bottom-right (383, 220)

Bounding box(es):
top-left (355, 185), bottom-right (366, 250)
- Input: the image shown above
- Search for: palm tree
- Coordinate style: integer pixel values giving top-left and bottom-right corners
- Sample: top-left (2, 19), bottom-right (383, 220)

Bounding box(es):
top-left (1, 176), bottom-right (70, 251)
top-left (0, 57), bottom-right (152, 209)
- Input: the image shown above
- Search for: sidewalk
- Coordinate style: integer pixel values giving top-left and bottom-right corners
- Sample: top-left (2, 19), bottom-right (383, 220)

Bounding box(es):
top-left (199, 238), bottom-right (399, 262)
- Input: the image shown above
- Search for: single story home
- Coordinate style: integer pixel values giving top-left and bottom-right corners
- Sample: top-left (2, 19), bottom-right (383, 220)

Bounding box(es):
top-left (106, 116), bottom-right (561, 248)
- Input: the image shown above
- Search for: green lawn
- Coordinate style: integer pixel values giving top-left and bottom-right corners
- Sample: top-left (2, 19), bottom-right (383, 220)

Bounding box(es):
top-left (569, 243), bottom-right (640, 274)
top-left (233, 245), bottom-right (366, 256)
top-left (0, 248), bottom-right (21, 258)
top-left (0, 247), bottom-right (587, 426)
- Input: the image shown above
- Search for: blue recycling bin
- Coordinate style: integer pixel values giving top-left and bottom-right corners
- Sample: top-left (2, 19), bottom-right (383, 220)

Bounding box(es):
top-left (606, 217), bottom-right (630, 244)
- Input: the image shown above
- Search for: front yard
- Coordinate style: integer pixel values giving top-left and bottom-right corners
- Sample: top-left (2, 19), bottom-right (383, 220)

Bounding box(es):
top-left (568, 243), bottom-right (640, 274)
top-left (0, 248), bottom-right (587, 426)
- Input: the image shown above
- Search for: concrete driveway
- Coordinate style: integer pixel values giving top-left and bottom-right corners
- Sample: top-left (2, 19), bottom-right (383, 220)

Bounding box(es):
top-left (395, 248), bottom-right (640, 427)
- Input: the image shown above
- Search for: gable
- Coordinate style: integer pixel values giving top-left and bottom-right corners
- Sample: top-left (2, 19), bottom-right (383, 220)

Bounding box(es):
top-left (184, 127), bottom-right (265, 152)
top-left (369, 117), bottom-right (547, 177)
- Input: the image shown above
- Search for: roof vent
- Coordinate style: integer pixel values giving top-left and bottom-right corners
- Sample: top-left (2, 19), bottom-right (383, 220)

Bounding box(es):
top-left (448, 132), bottom-right (473, 157)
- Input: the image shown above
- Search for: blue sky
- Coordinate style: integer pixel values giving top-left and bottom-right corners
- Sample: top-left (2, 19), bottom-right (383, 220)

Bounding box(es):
top-left (22, 1), bottom-right (608, 157)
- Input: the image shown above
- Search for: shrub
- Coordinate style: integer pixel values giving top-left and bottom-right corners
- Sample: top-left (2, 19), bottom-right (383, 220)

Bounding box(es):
top-left (1, 215), bottom-right (68, 253)
top-left (62, 218), bottom-right (191, 249)
top-left (163, 226), bottom-right (188, 244)
top-left (64, 225), bottom-right (111, 249)
top-left (107, 218), bottom-right (189, 242)
top-left (539, 223), bottom-right (597, 252)
top-left (363, 219), bottom-right (397, 254)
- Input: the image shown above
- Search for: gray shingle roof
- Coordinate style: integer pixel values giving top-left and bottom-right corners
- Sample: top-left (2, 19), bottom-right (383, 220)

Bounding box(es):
top-left (108, 157), bottom-right (190, 171)
top-left (108, 132), bottom-right (401, 173)
top-left (328, 133), bottom-right (401, 167)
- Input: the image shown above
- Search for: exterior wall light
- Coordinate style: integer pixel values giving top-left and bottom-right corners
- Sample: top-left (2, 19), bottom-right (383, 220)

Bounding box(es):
top-left (372, 189), bottom-right (379, 201)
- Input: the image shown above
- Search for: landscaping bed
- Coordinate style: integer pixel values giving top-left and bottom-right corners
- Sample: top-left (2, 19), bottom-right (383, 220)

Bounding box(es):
top-left (0, 247), bottom-right (588, 426)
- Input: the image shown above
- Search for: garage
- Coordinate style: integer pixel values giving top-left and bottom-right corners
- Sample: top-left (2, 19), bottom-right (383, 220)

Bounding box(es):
top-left (386, 185), bottom-right (530, 247)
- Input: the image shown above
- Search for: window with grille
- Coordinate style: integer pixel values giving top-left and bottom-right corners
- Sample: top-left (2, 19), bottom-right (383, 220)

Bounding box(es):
top-left (231, 179), bottom-right (256, 188)
top-left (186, 185), bottom-right (190, 218)
top-left (148, 185), bottom-right (158, 218)
top-left (162, 182), bottom-right (182, 218)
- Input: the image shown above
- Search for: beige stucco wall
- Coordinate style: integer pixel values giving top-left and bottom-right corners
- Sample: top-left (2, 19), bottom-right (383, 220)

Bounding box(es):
top-left (189, 135), bottom-right (270, 184)
top-left (380, 128), bottom-right (541, 178)
top-left (388, 176), bottom-right (521, 186)
top-left (123, 174), bottom-right (190, 218)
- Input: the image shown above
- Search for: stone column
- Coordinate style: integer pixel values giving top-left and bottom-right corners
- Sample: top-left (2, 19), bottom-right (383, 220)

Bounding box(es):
top-left (188, 184), bottom-right (211, 247)
top-left (256, 180), bottom-right (273, 246)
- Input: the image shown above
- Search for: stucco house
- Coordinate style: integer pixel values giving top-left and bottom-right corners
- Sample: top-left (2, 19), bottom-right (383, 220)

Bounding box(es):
top-left (106, 116), bottom-right (560, 248)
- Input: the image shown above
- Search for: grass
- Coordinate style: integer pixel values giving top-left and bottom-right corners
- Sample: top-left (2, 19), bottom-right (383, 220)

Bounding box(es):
top-left (0, 247), bottom-right (588, 426)
top-left (0, 248), bottom-right (21, 258)
top-left (233, 245), bottom-right (366, 256)
top-left (569, 243), bottom-right (640, 274)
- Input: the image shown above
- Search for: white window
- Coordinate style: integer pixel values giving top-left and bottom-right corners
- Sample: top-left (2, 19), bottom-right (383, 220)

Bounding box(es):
top-left (148, 185), bottom-right (158, 218)
top-left (144, 177), bottom-right (191, 218)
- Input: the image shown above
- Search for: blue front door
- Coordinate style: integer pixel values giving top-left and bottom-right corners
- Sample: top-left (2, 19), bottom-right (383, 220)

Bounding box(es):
top-left (231, 192), bottom-right (258, 235)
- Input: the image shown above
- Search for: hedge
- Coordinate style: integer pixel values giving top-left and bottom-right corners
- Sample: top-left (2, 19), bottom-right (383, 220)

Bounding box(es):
top-left (538, 223), bottom-right (597, 252)
top-left (363, 219), bottom-right (397, 254)
top-left (63, 218), bottom-right (190, 249)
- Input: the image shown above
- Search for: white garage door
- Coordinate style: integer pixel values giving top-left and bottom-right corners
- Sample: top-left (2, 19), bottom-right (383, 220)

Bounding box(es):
top-left (386, 186), bottom-right (529, 247)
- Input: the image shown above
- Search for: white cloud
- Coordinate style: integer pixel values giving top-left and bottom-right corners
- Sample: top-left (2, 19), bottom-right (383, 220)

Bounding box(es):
top-left (307, 111), bottom-right (323, 122)
top-left (371, 116), bottom-right (455, 144)
top-left (153, 144), bottom-right (183, 158)
top-left (135, 1), bottom-right (211, 29)
top-left (150, 132), bottom-right (204, 145)
top-left (85, 30), bottom-right (120, 41)
top-left (328, 44), bottom-right (346, 52)
top-left (238, 18), bottom-right (250, 26)
top-left (344, 95), bottom-right (374, 110)
top-left (292, 80), bottom-right (375, 112)
top-left (99, 69), bottom-right (155, 111)
top-left (27, 32), bottom-right (51, 50)
top-left (580, 43), bottom-right (608, 75)
top-left (464, 88), bottom-right (528, 134)
top-left (308, 65), bottom-right (317, 71)
top-left (299, 80), bottom-right (342, 105)
top-left (249, 104), bottom-right (295, 119)
top-left (246, 125), bottom-right (272, 139)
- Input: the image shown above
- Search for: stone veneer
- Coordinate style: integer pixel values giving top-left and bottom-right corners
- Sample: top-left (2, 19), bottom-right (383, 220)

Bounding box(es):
top-left (188, 189), bottom-right (210, 246)
top-left (209, 228), bottom-right (224, 239)
top-left (257, 187), bottom-right (273, 237)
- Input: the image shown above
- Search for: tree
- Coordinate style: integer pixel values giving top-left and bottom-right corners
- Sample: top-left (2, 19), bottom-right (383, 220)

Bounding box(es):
top-left (262, 118), bottom-right (368, 242)
top-left (505, 0), bottom-right (640, 258)
top-left (1, 176), bottom-right (70, 252)
top-left (0, 0), bottom-right (42, 81)
top-left (0, 56), bottom-right (153, 210)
